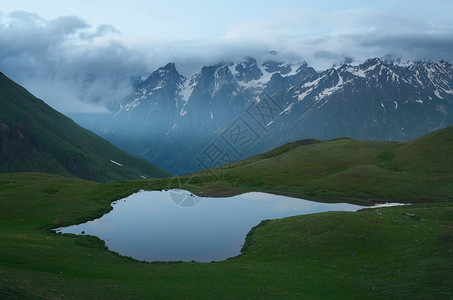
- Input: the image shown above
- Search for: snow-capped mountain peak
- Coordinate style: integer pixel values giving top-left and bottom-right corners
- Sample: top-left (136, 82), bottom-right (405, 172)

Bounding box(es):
top-left (77, 57), bottom-right (453, 175)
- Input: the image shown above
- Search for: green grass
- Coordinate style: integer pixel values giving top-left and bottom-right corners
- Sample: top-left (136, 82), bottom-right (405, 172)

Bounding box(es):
top-left (1, 125), bottom-right (453, 298)
top-left (0, 172), bottom-right (452, 299)
top-left (0, 72), bottom-right (172, 182)
top-left (187, 128), bottom-right (453, 203)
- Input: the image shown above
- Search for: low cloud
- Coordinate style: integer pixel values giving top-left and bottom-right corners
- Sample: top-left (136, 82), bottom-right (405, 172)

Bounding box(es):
top-left (0, 11), bottom-right (142, 113)
top-left (1, 7), bottom-right (453, 114)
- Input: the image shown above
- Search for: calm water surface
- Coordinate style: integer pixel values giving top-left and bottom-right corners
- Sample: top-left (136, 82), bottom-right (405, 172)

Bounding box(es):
top-left (56, 190), bottom-right (368, 262)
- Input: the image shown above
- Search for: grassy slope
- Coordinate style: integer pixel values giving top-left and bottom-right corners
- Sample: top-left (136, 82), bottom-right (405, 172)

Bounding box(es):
top-left (190, 127), bottom-right (453, 203)
top-left (1, 127), bottom-right (453, 298)
top-left (0, 72), bottom-right (172, 182)
top-left (0, 173), bottom-right (452, 299)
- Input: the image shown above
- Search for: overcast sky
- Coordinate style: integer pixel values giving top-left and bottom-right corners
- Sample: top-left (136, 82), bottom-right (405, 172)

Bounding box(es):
top-left (1, 0), bottom-right (453, 113)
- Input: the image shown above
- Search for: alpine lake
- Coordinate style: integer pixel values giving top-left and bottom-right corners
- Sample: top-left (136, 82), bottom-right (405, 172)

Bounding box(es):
top-left (55, 190), bottom-right (402, 262)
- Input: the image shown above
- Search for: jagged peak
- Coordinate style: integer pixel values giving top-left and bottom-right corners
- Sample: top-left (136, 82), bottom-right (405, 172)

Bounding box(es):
top-left (359, 57), bottom-right (384, 69)
top-left (214, 64), bottom-right (233, 75)
top-left (438, 59), bottom-right (451, 66)
top-left (162, 62), bottom-right (177, 70)
top-left (135, 63), bottom-right (186, 94)
top-left (435, 59), bottom-right (453, 70)
top-left (294, 62), bottom-right (316, 76)
top-left (234, 57), bottom-right (263, 82)
top-left (325, 67), bottom-right (338, 76)
top-left (199, 63), bottom-right (226, 76)
top-left (142, 62), bottom-right (183, 83)
top-left (338, 63), bottom-right (351, 70)
top-left (297, 61), bottom-right (309, 69)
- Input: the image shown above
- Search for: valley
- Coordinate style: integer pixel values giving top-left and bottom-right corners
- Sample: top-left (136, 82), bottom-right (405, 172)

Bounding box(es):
top-left (0, 72), bottom-right (171, 182)
top-left (1, 125), bottom-right (452, 298)
top-left (1, 3), bottom-right (453, 297)
top-left (71, 58), bottom-right (453, 175)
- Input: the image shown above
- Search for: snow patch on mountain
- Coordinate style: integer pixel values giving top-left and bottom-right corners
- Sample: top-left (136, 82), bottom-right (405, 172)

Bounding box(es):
top-left (166, 123), bottom-right (177, 135)
top-left (301, 74), bottom-right (324, 89)
top-left (287, 64), bottom-right (303, 76)
top-left (297, 89), bottom-right (313, 101)
top-left (153, 81), bottom-right (165, 90)
top-left (414, 70), bottom-right (425, 87)
top-left (229, 63), bottom-right (269, 89)
top-left (314, 73), bottom-right (345, 101)
top-left (349, 67), bottom-right (366, 78)
top-left (178, 78), bottom-right (195, 102)
top-left (115, 97), bottom-right (141, 116)
top-left (434, 89), bottom-right (444, 99)
top-left (212, 68), bottom-right (223, 97)
top-left (280, 102), bottom-right (294, 115)
top-left (393, 60), bottom-right (417, 68)
top-left (110, 160), bottom-right (123, 167)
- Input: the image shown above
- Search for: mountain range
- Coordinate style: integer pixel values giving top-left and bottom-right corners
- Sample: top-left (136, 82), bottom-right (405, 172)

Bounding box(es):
top-left (0, 72), bottom-right (171, 182)
top-left (1, 56), bottom-right (452, 300)
top-left (70, 57), bottom-right (453, 175)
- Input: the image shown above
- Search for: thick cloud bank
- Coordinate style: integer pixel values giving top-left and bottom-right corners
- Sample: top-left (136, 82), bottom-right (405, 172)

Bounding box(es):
top-left (1, 6), bottom-right (452, 113)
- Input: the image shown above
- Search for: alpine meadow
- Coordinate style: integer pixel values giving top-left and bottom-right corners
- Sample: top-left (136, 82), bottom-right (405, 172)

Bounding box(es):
top-left (1, 1), bottom-right (453, 299)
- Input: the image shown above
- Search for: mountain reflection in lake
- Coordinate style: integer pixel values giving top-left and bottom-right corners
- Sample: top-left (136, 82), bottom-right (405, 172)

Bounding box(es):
top-left (55, 190), bottom-right (367, 262)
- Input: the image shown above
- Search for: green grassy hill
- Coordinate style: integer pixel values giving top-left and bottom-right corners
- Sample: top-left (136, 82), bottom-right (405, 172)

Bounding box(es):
top-left (192, 127), bottom-right (453, 203)
top-left (0, 72), bottom-right (172, 182)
